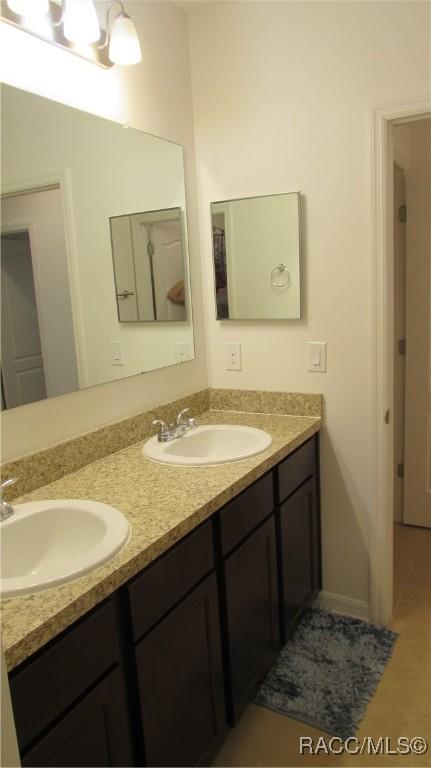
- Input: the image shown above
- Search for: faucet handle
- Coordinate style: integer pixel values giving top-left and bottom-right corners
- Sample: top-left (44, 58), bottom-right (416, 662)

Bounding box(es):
top-left (1, 478), bottom-right (17, 497)
top-left (152, 419), bottom-right (169, 437)
top-left (176, 408), bottom-right (190, 426)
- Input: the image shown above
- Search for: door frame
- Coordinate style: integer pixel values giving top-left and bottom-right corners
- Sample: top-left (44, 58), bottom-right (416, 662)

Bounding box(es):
top-left (1, 170), bottom-right (87, 388)
top-left (0, 220), bottom-right (50, 400)
top-left (370, 98), bottom-right (431, 625)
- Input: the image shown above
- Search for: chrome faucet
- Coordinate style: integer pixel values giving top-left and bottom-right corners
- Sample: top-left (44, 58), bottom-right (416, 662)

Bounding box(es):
top-left (0, 478), bottom-right (17, 522)
top-left (176, 408), bottom-right (197, 431)
top-left (152, 408), bottom-right (198, 443)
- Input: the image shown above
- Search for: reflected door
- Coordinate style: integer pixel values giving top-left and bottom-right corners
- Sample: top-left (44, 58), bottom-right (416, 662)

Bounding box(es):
top-left (1, 233), bottom-right (47, 408)
top-left (110, 216), bottom-right (139, 322)
top-left (111, 208), bottom-right (188, 323)
top-left (131, 212), bottom-right (187, 322)
top-left (1, 189), bottom-right (80, 400)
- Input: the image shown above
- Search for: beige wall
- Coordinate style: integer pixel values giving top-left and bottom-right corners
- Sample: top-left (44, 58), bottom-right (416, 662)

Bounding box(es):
top-left (0, 0), bottom-right (208, 461)
top-left (187, 0), bottom-right (431, 607)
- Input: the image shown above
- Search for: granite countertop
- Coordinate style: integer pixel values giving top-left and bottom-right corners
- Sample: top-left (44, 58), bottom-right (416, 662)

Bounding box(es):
top-left (1, 409), bottom-right (321, 672)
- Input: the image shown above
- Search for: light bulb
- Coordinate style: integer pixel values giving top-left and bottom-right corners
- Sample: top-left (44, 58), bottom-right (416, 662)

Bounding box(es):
top-left (63, 0), bottom-right (100, 44)
top-left (109, 13), bottom-right (142, 65)
top-left (7, 0), bottom-right (49, 15)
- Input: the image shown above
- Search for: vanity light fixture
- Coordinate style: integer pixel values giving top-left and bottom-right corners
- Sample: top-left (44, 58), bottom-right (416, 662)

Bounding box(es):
top-left (62, 0), bottom-right (100, 45)
top-left (100, 1), bottom-right (142, 65)
top-left (1, 0), bottom-right (142, 67)
top-left (6, 0), bottom-right (49, 16)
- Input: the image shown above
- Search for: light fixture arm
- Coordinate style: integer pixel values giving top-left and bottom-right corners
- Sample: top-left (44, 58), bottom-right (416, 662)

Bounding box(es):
top-left (52, 0), bottom-right (65, 27)
top-left (99, 0), bottom-right (128, 50)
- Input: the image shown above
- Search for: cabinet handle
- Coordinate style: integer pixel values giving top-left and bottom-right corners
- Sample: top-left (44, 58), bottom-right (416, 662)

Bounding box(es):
top-left (117, 290), bottom-right (135, 299)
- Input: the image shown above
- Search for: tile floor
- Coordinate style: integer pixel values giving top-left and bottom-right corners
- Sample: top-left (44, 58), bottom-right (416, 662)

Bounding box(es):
top-left (213, 523), bottom-right (431, 767)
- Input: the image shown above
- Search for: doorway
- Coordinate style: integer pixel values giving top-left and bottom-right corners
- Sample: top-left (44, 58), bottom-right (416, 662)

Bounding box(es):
top-left (1, 186), bottom-right (80, 406)
top-left (371, 100), bottom-right (431, 626)
top-left (393, 119), bottom-right (431, 531)
top-left (392, 118), bottom-right (431, 617)
top-left (1, 229), bottom-right (47, 408)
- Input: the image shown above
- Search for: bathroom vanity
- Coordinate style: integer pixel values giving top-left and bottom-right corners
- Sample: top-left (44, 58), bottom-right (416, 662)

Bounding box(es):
top-left (2, 405), bottom-right (321, 767)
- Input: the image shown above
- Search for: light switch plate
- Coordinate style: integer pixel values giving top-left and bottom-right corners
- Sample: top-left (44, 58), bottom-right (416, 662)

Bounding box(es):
top-left (308, 341), bottom-right (327, 372)
top-left (110, 341), bottom-right (124, 366)
top-left (225, 342), bottom-right (242, 371)
top-left (174, 342), bottom-right (190, 363)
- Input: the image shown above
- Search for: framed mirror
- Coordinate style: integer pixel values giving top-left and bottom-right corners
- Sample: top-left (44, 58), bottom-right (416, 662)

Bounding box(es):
top-left (0, 84), bottom-right (194, 410)
top-left (110, 207), bottom-right (188, 323)
top-left (211, 192), bottom-right (301, 320)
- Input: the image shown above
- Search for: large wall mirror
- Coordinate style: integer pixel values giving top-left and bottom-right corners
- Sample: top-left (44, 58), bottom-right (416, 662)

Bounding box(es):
top-left (0, 84), bottom-right (194, 410)
top-left (211, 192), bottom-right (301, 320)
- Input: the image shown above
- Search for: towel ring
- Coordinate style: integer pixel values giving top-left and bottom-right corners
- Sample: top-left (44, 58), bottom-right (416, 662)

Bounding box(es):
top-left (271, 264), bottom-right (290, 288)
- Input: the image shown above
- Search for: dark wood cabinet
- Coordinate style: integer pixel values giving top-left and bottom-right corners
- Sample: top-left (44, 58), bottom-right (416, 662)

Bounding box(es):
top-left (134, 573), bottom-right (227, 767)
top-left (9, 433), bottom-right (321, 768)
top-left (219, 471), bottom-right (274, 555)
top-left (278, 437), bottom-right (315, 503)
top-left (221, 515), bottom-right (280, 724)
top-left (128, 519), bottom-right (214, 642)
top-left (21, 668), bottom-right (133, 768)
top-left (277, 441), bottom-right (322, 640)
top-left (10, 600), bottom-right (121, 752)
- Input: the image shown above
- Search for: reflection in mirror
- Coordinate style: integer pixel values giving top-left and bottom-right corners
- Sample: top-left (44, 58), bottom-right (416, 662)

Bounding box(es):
top-left (110, 208), bottom-right (188, 323)
top-left (211, 192), bottom-right (301, 320)
top-left (0, 84), bottom-right (194, 410)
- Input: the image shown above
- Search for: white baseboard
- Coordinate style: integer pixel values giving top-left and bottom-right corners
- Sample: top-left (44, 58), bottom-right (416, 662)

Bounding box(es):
top-left (317, 590), bottom-right (370, 621)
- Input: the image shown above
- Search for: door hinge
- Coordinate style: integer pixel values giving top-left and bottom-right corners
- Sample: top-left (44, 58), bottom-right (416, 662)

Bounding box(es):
top-left (385, 409), bottom-right (390, 425)
top-left (398, 204), bottom-right (407, 223)
top-left (397, 463), bottom-right (404, 479)
top-left (398, 338), bottom-right (406, 356)
top-left (147, 241), bottom-right (154, 257)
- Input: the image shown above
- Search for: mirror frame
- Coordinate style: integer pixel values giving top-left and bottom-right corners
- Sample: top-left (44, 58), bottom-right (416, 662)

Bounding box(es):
top-left (210, 191), bottom-right (302, 321)
top-left (0, 84), bottom-right (196, 411)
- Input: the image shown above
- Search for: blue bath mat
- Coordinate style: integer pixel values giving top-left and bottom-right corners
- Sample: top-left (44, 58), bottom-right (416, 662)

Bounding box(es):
top-left (254, 607), bottom-right (398, 739)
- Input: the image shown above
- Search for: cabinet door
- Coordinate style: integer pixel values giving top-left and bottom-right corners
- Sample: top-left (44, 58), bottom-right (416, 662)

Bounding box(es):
top-left (10, 600), bottom-right (120, 752)
top-left (135, 573), bottom-right (226, 767)
top-left (223, 515), bottom-right (280, 724)
top-left (21, 668), bottom-right (133, 767)
top-left (280, 476), bottom-right (320, 636)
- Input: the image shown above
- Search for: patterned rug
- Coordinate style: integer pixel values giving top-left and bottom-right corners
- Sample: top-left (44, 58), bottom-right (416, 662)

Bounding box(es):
top-left (254, 607), bottom-right (398, 739)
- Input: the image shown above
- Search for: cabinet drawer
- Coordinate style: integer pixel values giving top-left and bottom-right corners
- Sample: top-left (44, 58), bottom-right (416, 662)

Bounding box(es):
top-left (278, 437), bottom-right (316, 503)
top-left (219, 472), bottom-right (274, 556)
top-left (10, 599), bottom-right (119, 751)
top-left (129, 519), bottom-right (214, 641)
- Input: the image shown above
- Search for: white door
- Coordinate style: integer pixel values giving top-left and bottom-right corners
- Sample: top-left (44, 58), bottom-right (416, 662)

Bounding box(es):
top-left (110, 216), bottom-right (139, 322)
top-left (150, 219), bottom-right (186, 322)
top-left (130, 210), bottom-right (186, 322)
top-left (393, 166), bottom-right (407, 522)
top-left (1, 189), bottom-right (80, 399)
top-left (403, 119), bottom-right (431, 527)
top-left (130, 214), bottom-right (155, 321)
top-left (1, 233), bottom-right (47, 407)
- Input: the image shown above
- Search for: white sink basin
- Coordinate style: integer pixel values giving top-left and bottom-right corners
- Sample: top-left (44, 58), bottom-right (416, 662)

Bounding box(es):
top-left (143, 424), bottom-right (272, 466)
top-left (0, 500), bottom-right (130, 598)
